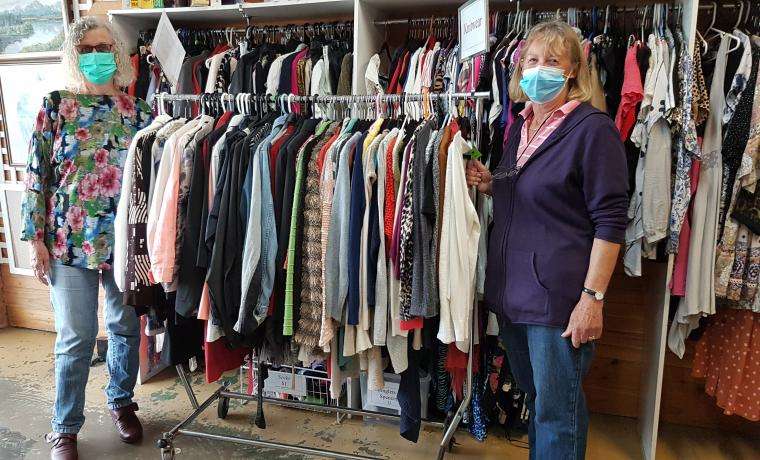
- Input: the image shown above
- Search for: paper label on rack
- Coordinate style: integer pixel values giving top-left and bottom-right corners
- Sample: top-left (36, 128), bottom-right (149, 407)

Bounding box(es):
top-left (152, 12), bottom-right (185, 88)
top-left (458, 0), bottom-right (490, 62)
top-left (251, 370), bottom-right (308, 397)
top-left (366, 381), bottom-right (401, 411)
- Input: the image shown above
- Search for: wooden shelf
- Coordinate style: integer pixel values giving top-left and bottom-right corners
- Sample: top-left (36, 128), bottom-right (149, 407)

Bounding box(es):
top-left (109, 0), bottom-right (355, 29)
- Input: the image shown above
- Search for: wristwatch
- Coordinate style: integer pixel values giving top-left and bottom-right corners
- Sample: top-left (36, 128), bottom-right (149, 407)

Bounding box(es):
top-left (582, 287), bottom-right (605, 301)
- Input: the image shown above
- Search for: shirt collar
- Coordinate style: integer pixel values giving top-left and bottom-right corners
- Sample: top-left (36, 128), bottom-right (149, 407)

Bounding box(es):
top-left (519, 100), bottom-right (581, 120)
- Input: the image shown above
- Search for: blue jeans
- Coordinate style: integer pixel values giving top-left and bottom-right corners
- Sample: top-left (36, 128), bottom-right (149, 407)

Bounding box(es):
top-left (49, 263), bottom-right (140, 434)
top-left (499, 320), bottom-right (594, 460)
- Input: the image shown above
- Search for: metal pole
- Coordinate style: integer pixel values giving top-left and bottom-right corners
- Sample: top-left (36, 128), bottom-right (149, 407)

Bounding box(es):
top-left (177, 429), bottom-right (380, 460)
top-left (164, 385), bottom-right (225, 439)
top-left (218, 390), bottom-right (446, 428)
top-left (176, 364), bottom-right (200, 410)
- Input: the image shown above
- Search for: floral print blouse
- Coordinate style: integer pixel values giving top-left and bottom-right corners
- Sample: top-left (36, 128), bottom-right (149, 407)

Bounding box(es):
top-left (21, 90), bottom-right (152, 270)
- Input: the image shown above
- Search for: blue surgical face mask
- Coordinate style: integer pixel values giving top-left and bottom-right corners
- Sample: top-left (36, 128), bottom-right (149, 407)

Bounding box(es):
top-left (519, 65), bottom-right (568, 104)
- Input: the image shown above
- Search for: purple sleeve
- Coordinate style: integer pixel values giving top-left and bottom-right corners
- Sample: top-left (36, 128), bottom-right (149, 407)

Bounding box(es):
top-left (581, 115), bottom-right (629, 244)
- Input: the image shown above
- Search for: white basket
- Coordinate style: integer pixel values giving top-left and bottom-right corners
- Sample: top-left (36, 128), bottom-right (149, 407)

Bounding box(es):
top-left (242, 358), bottom-right (338, 410)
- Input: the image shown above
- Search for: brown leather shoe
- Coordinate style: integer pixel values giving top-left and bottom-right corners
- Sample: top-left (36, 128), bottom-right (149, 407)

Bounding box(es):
top-left (45, 432), bottom-right (77, 460)
top-left (109, 402), bottom-right (143, 443)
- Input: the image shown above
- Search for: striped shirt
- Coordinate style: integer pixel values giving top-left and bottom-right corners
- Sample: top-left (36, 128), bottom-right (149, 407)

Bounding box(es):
top-left (516, 100), bottom-right (581, 168)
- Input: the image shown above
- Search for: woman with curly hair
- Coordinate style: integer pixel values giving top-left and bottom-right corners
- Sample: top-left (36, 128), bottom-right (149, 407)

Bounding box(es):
top-left (20, 17), bottom-right (152, 460)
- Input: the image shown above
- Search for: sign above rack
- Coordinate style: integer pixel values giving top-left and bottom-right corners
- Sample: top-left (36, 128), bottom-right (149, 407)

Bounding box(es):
top-left (458, 0), bottom-right (489, 62)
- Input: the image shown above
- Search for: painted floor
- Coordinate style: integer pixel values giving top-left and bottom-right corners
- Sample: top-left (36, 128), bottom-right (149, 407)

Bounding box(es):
top-left (0, 327), bottom-right (757, 459)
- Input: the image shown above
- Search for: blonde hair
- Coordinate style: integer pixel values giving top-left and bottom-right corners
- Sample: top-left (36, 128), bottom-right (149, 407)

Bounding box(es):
top-left (62, 17), bottom-right (134, 90)
top-left (508, 21), bottom-right (592, 103)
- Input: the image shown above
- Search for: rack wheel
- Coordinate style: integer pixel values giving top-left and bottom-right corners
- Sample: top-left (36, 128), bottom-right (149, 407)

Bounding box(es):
top-left (218, 396), bottom-right (230, 419)
top-left (157, 438), bottom-right (175, 459)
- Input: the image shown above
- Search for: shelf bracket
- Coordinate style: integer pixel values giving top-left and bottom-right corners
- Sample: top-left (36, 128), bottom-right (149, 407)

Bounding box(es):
top-left (238, 3), bottom-right (252, 27)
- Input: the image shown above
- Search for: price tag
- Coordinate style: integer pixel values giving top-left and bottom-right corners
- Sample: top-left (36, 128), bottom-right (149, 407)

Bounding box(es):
top-left (366, 381), bottom-right (401, 411)
top-left (261, 370), bottom-right (308, 397)
top-left (458, 0), bottom-right (490, 62)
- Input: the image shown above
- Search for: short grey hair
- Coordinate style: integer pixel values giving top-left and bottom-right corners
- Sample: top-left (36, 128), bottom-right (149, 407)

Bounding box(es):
top-left (62, 17), bottom-right (134, 90)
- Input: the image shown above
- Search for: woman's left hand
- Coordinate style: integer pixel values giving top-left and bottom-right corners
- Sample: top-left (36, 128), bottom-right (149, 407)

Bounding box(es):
top-left (561, 296), bottom-right (603, 348)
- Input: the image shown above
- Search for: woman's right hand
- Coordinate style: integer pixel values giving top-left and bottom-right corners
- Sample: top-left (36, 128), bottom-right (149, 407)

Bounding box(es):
top-left (466, 159), bottom-right (493, 195)
top-left (29, 240), bottom-right (50, 286)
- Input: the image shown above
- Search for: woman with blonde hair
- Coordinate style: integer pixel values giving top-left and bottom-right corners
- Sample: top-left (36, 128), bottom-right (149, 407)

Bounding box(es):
top-left (468, 21), bottom-right (628, 458)
top-left (21, 16), bottom-right (152, 460)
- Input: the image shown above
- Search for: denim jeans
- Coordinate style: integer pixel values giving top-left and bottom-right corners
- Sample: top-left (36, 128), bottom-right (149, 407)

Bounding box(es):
top-left (49, 263), bottom-right (140, 434)
top-left (499, 320), bottom-right (594, 460)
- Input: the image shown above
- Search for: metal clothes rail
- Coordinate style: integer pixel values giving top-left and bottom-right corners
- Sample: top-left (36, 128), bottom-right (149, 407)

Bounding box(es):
top-left (154, 90), bottom-right (490, 460)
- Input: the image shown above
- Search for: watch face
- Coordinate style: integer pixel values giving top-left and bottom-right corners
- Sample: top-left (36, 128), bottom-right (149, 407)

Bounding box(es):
top-left (595, 292), bottom-right (604, 301)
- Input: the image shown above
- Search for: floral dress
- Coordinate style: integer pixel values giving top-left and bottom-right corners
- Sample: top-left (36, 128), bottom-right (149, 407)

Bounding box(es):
top-left (21, 90), bottom-right (152, 270)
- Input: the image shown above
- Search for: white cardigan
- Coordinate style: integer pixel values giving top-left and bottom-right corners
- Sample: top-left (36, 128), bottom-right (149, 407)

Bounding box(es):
top-left (437, 131), bottom-right (481, 353)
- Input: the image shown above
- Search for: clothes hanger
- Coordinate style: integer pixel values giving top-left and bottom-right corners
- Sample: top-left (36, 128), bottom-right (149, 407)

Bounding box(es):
top-left (734, 1), bottom-right (745, 31)
top-left (705, 2), bottom-right (742, 53)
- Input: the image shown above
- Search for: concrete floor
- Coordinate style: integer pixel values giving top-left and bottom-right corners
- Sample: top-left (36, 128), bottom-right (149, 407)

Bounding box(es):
top-left (0, 327), bottom-right (758, 460)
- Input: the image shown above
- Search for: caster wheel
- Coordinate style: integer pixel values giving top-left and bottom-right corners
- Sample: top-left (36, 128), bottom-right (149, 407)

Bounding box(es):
top-left (156, 438), bottom-right (169, 449)
top-left (218, 396), bottom-right (230, 419)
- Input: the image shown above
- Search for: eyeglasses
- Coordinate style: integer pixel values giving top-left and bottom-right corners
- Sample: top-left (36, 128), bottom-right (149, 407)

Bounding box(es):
top-left (76, 43), bottom-right (114, 54)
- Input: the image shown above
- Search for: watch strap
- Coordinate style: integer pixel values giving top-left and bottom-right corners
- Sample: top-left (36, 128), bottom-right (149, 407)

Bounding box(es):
top-left (582, 287), bottom-right (604, 301)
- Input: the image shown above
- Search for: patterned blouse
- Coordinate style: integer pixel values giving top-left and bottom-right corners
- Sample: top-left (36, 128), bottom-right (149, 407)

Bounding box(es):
top-left (21, 90), bottom-right (152, 270)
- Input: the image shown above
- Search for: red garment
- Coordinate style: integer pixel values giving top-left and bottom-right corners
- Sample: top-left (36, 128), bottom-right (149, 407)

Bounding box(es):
top-left (692, 309), bottom-right (760, 421)
top-left (205, 332), bottom-right (250, 384)
top-left (400, 317), bottom-right (423, 331)
top-left (395, 52), bottom-right (412, 95)
top-left (317, 127), bottom-right (342, 175)
top-left (670, 159), bottom-right (701, 296)
top-left (615, 43), bottom-right (644, 140)
top-left (389, 51), bottom-right (410, 94)
top-left (216, 110), bottom-right (234, 130)
top-left (128, 54), bottom-right (139, 96)
top-left (383, 136), bottom-right (398, 249)
top-left (290, 48), bottom-right (309, 114)
top-left (211, 44), bottom-right (229, 56)
top-left (190, 58), bottom-right (205, 117)
top-left (446, 343), bottom-right (480, 400)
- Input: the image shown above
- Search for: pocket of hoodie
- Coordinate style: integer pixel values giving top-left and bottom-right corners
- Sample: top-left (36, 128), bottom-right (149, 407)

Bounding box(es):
top-left (505, 249), bottom-right (549, 319)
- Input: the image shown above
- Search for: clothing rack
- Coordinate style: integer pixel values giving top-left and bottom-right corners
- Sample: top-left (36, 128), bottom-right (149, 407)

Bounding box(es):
top-left (155, 91), bottom-right (490, 460)
top-left (188, 22), bottom-right (354, 36)
top-left (373, 17), bottom-right (456, 27)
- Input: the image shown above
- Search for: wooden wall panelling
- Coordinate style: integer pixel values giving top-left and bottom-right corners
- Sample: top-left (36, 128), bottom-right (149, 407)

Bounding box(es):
top-left (2, 265), bottom-right (106, 336)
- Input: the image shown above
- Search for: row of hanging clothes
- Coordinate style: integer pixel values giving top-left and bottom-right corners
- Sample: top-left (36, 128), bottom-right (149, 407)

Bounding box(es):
top-left (127, 21), bottom-right (355, 116)
top-left (362, 3), bottom-right (699, 438)
top-left (363, 15), bottom-right (535, 440)
top-left (664, 1), bottom-right (760, 423)
top-left (114, 89), bottom-right (491, 442)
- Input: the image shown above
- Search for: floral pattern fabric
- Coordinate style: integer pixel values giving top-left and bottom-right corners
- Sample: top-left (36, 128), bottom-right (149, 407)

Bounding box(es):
top-left (21, 90), bottom-right (152, 270)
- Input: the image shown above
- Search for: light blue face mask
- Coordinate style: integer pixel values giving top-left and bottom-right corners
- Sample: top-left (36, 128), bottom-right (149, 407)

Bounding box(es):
top-left (78, 52), bottom-right (117, 85)
top-left (519, 65), bottom-right (568, 104)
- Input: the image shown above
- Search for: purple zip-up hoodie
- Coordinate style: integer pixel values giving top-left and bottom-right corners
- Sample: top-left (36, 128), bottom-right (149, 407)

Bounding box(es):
top-left (484, 102), bottom-right (629, 328)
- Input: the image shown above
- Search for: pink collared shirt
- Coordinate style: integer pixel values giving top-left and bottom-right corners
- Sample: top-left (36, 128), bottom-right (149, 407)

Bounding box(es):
top-left (516, 100), bottom-right (581, 168)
